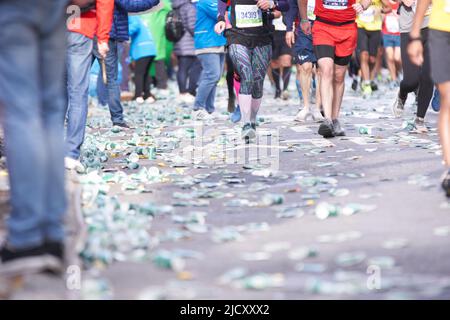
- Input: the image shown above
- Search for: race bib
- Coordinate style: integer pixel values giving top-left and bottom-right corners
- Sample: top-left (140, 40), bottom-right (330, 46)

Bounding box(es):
top-left (273, 16), bottom-right (287, 31)
top-left (307, 0), bottom-right (316, 20)
top-left (322, 0), bottom-right (349, 10)
top-left (359, 7), bottom-right (375, 23)
top-left (385, 14), bottom-right (399, 33)
top-left (235, 5), bottom-right (263, 28)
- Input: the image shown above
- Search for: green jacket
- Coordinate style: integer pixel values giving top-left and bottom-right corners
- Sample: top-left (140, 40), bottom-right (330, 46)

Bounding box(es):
top-left (141, 0), bottom-right (173, 62)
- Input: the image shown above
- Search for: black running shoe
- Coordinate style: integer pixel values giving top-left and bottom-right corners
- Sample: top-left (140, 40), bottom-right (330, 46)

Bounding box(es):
top-left (318, 119), bottom-right (335, 138)
top-left (113, 122), bottom-right (130, 129)
top-left (251, 123), bottom-right (256, 130)
top-left (370, 81), bottom-right (378, 91)
top-left (351, 79), bottom-right (358, 91)
top-left (274, 89), bottom-right (281, 99)
top-left (442, 169), bottom-right (450, 197)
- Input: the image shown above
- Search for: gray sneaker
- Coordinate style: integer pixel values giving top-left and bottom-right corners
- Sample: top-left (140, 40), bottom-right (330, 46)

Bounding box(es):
top-left (242, 122), bottom-right (256, 142)
top-left (392, 95), bottom-right (406, 118)
top-left (332, 119), bottom-right (346, 136)
top-left (318, 119), bottom-right (335, 138)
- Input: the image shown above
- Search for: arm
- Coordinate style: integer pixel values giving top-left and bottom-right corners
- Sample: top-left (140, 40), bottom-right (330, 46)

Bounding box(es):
top-left (204, 1), bottom-right (220, 20)
top-left (115, 0), bottom-right (160, 13)
top-left (96, 0), bottom-right (114, 44)
top-left (184, 4), bottom-right (197, 36)
top-left (408, 0), bottom-right (432, 65)
top-left (217, 0), bottom-right (227, 21)
top-left (284, 0), bottom-right (298, 31)
top-left (381, 0), bottom-right (392, 13)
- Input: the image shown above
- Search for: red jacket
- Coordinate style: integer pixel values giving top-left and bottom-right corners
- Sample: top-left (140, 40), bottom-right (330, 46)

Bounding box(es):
top-left (68, 0), bottom-right (114, 44)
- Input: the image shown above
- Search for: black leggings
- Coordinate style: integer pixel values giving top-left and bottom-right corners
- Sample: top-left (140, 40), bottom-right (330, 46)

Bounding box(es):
top-left (400, 29), bottom-right (433, 119)
top-left (134, 56), bottom-right (154, 99)
top-left (226, 51), bottom-right (235, 100)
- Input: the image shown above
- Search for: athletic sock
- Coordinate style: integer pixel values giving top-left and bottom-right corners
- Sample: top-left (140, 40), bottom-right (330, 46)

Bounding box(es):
top-left (239, 94), bottom-right (252, 124)
top-left (282, 67), bottom-right (292, 91)
top-left (250, 98), bottom-right (262, 123)
top-left (272, 68), bottom-right (281, 92)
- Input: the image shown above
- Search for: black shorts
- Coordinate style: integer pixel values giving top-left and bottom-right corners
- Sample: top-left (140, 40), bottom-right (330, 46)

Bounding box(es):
top-left (357, 28), bottom-right (381, 57)
top-left (314, 45), bottom-right (352, 66)
top-left (272, 31), bottom-right (292, 60)
top-left (429, 29), bottom-right (450, 84)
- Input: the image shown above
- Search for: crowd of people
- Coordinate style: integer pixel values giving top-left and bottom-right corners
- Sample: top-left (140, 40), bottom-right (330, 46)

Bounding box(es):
top-left (0, 0), bottom-right (449, 277)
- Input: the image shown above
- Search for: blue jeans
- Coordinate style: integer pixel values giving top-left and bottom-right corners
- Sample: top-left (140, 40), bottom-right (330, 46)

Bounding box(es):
top-left (194, 53), bottom-right (225, 113)
top-left (66, 34), bottom-right (125, 159)
top-left (97, 41), bottom-right (124, 106)
top-left (0, 0), bottom-right (67, 248)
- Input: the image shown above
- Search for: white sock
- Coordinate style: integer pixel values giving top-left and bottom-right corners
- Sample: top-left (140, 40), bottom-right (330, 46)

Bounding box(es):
top-left (250, 98), bottom-right (262, 123)
top-left (239, 94), bottom-right (252, 124)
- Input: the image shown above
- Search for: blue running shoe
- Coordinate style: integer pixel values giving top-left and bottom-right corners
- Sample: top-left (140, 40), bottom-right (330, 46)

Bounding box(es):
top-left (231, 105), bottom-right (241, 123)
top-left (432, 88), bottom-right (440, 112)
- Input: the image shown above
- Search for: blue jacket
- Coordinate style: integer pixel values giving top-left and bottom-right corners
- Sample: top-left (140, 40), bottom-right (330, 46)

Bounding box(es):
top-left (128, 15), bottom-right (156, 60)
top-left (194, 0), bottom-right (226, 50)
top-left (111, 0), bottom-right (160, 42)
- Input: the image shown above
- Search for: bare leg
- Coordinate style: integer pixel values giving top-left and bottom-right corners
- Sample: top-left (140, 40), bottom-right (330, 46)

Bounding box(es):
top-left (385, 47), bottom-right (397, 81)
top-left (317, 57), bottom-right (334, 120)
top-left (331, 64), bottom-right (348, 120)
top-left (360, 51), bottom-right (370, 83)
top-left (438, 81), bottom-right (450, 166)
top-left (299, 62), bottom-right (313, 111)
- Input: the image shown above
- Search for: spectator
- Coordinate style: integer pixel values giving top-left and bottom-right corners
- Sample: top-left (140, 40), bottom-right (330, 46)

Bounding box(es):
top-left (192, 0), bottom-right (226, 118)
top-left (0, 0), bottom-right (67, 273)
top-left (129, 15), bottom-right (157, 104)
top-left (141, 0), bottom-right (173, 97)
top-left (172, 0), bottom-right (201, 104)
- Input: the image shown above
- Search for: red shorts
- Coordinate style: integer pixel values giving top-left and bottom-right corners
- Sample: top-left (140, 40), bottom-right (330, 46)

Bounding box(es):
top-left (312, 21), bottom-right (357, 58)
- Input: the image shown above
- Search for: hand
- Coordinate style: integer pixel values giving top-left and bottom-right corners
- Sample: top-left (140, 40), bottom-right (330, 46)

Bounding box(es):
top-left (300, 20), bottom-right (311, 35)
top-left (285, 31), bottom-right (295, 48)
top-left (352, 3), bottom-right (364, 14)
top-left (214, 21), bottom-right (226, 34)
top-left (256, 0), bottom-right (273, 11)
top-left (402, 0), bottom-right (415, 7)
top-left (98, 41), bottom-right (109, 59)
top-left (408, 39), bottom-right (424, 66)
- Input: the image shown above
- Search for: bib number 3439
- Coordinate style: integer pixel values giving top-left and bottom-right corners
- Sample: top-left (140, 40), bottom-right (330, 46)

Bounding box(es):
top-left (235, 5), bottom-right (263, 28)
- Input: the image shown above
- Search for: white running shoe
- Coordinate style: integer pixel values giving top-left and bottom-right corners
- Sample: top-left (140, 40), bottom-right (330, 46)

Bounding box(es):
top-left (281, 90), bottom-right (290, 101)
top-left (192, 109), bottom-right (210, 121)
top-left (311, 108), bottom-right (325, 122)
top-left (295, 108), bottom-right (311, 122)
top-left (135, 97), bottom-right (145, 104)
top-left (145, 96), bottom-right (156, 104)
top-left (65, 157), bottom-right (84, 172)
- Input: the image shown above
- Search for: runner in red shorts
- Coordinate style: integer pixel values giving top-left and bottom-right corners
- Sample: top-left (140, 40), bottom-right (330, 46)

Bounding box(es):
top-left (299, 0), bottom-right (372, 138)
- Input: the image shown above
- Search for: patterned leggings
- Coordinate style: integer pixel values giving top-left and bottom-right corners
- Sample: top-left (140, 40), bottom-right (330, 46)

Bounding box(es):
top-left (228, 44), bottom-right (272, 99)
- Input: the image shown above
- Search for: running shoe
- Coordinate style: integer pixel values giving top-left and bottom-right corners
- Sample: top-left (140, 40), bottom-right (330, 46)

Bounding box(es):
top-left (192, 109), bottom-right (210, 121)
top-left (431, 89), bottom-right (440, 112)
top-left (392, 94), bottom-right (406, 118)
top-left (388, 81), bottom-right (398, 90)
top-left (136, 97), bottom-right (145, 104)
top-left (295, 108), bottom-right (311, 122)
top-left (412, 117), bottom-right (428, 133)
top-left (332, 119), bottom-right (346, 136)
top-left (230, 105), bottom-right (241, 123)
top-left (275, 89), bottom-right (281, 99)
top-left (281, 90), bottom-right (290, 100)
top-left (145, 96), bottom-right (156, 104)
top-left (311, 108), bottom-right (325, 122)
top-left (441, 169), bottom-right (450, 197)
top-left (251, 122), bottom-right (257, 130)
top-left (351, 79), bottom-right (358, 91)
top-left (242, 122), bottom-right (256, 141)
top-left (65, 157), bottom-right (85, 172)
top-left (318, 119), bottom-right (335, 138)
top-left (361, 82), bottom-right (372, 99)
top-left (370, 81), bottom-right (378, 91)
